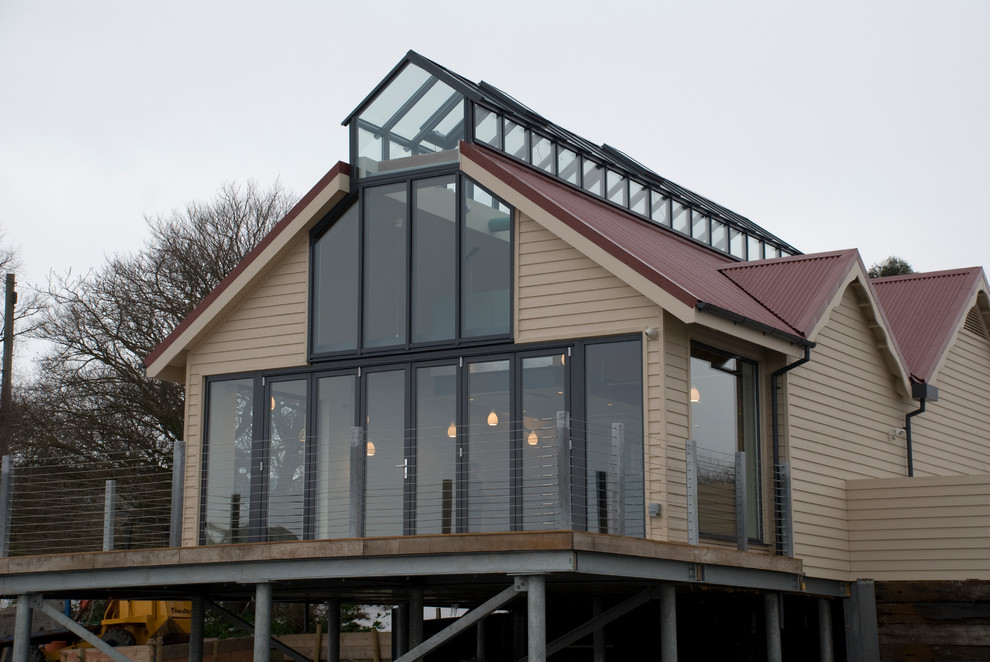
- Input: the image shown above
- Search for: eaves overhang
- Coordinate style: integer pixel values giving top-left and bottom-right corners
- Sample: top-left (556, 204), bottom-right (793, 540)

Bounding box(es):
top-left (144, 162), bottom-right (351, 383)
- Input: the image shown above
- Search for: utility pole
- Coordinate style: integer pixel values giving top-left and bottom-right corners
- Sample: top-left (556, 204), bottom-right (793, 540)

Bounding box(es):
top-left (0, 273), bottom-right (15, 458)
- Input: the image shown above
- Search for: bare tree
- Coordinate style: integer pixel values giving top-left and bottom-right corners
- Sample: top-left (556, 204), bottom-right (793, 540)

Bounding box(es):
top-left (27, 181), bottom-right (296, 464)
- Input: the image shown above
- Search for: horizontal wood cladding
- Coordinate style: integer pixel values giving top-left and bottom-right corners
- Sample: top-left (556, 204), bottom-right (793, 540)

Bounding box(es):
top-left (515, 214), bottom-right (659, 342)
top-left (848, 475), bottom-right (990, 580)
top-left (182, 237), bottom-right (310, 544)
top-left (787, 284), bottom-right (909, 580)
top-left (912, 326), bottom-right (990, 476)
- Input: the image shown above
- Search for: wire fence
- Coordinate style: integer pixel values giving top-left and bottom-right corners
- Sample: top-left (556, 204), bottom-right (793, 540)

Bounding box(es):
top-left (5, 450), bottom-right (173, 556)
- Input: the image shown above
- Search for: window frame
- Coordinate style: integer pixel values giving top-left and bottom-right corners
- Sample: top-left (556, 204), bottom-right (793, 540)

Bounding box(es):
top-left (308, 167), bottom-right (514, 363)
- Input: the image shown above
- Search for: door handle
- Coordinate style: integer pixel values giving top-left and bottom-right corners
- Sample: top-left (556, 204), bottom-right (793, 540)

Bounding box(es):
top-left (396, 458), bottom-right (408, 479)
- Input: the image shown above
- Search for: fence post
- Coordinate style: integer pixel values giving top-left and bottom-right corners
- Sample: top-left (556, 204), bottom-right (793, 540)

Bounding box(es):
top-left (103, 479), bottom-right (116, 552)
top-left (735, 451), bottom-right (748, 551)
top-left (349, 427), bottom-right (365, 538)
top-left (685, 441), bottom-right (699, 545)
top-left (0, 455), bottom-right (12, 557)
top-left (778, 462), bottom-right (794, 557)
top-left (170, 440), bottom-right (186, 548)
top-left (611, 423), bottom-right (625, 537)
top-left (556, 411), bottom-right (571, 530)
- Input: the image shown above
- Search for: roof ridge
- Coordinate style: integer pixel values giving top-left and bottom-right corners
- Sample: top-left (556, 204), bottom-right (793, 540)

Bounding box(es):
top-left (872, 266), bottom-right (982, 285)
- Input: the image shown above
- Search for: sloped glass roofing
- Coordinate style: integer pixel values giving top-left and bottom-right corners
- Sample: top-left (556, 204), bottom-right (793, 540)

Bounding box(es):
top-left (351, 61), bottom-right (465, 178)
top-left (345, 51), bottom-right (800, 261)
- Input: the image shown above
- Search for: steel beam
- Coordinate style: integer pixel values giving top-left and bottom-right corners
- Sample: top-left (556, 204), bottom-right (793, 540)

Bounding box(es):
top-left (38, 600), bottom-right (133, 662)
top-left (520, 588), bottom-right (658, 661)
top-left (206, 600), bottom-right (311, 662)
top-left (392, 583), bottom-right (523, 662)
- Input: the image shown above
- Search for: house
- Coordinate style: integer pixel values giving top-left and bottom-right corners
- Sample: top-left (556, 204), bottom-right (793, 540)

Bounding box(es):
top-left (4, 50), bottom-right (990, 662)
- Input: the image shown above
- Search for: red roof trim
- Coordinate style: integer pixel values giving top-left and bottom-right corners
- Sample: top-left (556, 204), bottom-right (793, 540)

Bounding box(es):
top-left (460, 142), bottom-right (699, 309)
top-left (144, 161), bottom-right (351, 368)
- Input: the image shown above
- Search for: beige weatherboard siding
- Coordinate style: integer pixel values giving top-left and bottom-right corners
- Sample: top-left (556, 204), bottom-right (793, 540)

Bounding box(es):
top-left (180, 236), bottom-right (310, 545)
top-left (911, 318), bottom-right (990, 476)
top-left (848, 474), bottom-right (990, 580)
top-left (787, 283), bottom-right (911, 580)
top-left (515, 211), bottom-right (667, 540)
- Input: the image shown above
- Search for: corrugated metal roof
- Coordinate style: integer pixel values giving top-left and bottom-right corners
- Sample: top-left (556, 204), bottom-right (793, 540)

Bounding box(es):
top-left (719, 251), bottom-right (859, 336)
top-left (872, 268), bottom-right (985, 383)
top-left (462, 143), bottom-right (864, 341)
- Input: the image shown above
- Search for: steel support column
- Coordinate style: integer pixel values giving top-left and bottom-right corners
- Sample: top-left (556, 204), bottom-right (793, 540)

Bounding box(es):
top-left (764, 593), bottom-right (782, 662)
top-left (13, 595), bottom-right (33, 662)
top-left (592, 598), bottom-right (605, 662)
top-left (409, 588), bottom-right (424, 658)
top-left (327, 600), bottom-right (341, 662)
top-left (254, 583), bottom-right (273, 662)
top-left (476, 617), bottom-right (486, 662)
top-left (819, 598), bottom-right (834, 662)
top-left (189, 595), bottom-right (204, 662)
top-left (844, 580), bottom-right (879, 662)
top-left (660, 584), bottom-right (677, 662)
top-left (527, 575), bottom-right (546, 662)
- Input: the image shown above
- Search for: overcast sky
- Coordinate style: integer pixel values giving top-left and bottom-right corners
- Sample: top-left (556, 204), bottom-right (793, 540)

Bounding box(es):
top-left (1, 0), bottom-right (988, 373)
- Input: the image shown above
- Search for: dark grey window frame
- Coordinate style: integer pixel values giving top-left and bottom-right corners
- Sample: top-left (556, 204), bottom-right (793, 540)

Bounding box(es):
top-left (308, 165), bottom-right (514, 363)
top-left (200, 335), bottom-right (645, 544)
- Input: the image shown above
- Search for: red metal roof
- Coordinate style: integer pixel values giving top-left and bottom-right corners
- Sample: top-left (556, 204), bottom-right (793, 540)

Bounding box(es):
top-left (719, 250), bottom-right (860, 336)
top-left (462, 143), bottom-right (871, 341)
top-left (872, 268), bottom-right (986, 383)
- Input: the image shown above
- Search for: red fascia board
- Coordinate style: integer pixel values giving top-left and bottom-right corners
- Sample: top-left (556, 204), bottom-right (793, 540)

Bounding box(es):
top-left (144, 161), bottom-right (351, 368)
top-left (460, 142), bottom-right (698, 309)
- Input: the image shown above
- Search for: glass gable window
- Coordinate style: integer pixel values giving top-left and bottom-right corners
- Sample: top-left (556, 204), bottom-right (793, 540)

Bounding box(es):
top-left (689, 344), bottom-right (761, 540)
top-left (354, 62), bottom-right (465, 178)
top-left (310, 175), bottom-right (512, 358)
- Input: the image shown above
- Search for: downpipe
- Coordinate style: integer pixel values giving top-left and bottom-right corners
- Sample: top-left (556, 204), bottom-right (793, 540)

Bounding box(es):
top-left (771, 345), bottom-right (812, 557)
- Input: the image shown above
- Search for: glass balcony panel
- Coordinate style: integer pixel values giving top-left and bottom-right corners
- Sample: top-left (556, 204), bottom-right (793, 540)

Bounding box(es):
top-left (557, 147), bottom-right (579, 184)
top-left (582, 158), bottom-right (604, 196)
top-left (268, 379), bottom-right (308, 541)
top-left (606, 170), bottom-right (627, 206)
top-left (711, 220), bottom-right (728, 251)
top-left (365, 370), bottom-right (407, 537)
top-left (522, 355), bottom-right (566, 531)
top-left (651, 191), bottom-right (670, 226)
top-left (467, 360), bottom-right (511, 532)
top-left (415, 365), bottom-right (458, 534)
top-left (586, 340), bottom-right (644, 537)
top-left (503, 119), bottom-right (529, 161)
top-left (315, 375), bottom-right (356, 540)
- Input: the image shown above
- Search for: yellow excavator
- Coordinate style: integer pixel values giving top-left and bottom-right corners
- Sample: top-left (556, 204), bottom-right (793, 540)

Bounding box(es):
top-left (27, 600), bottom-right (191, 661)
